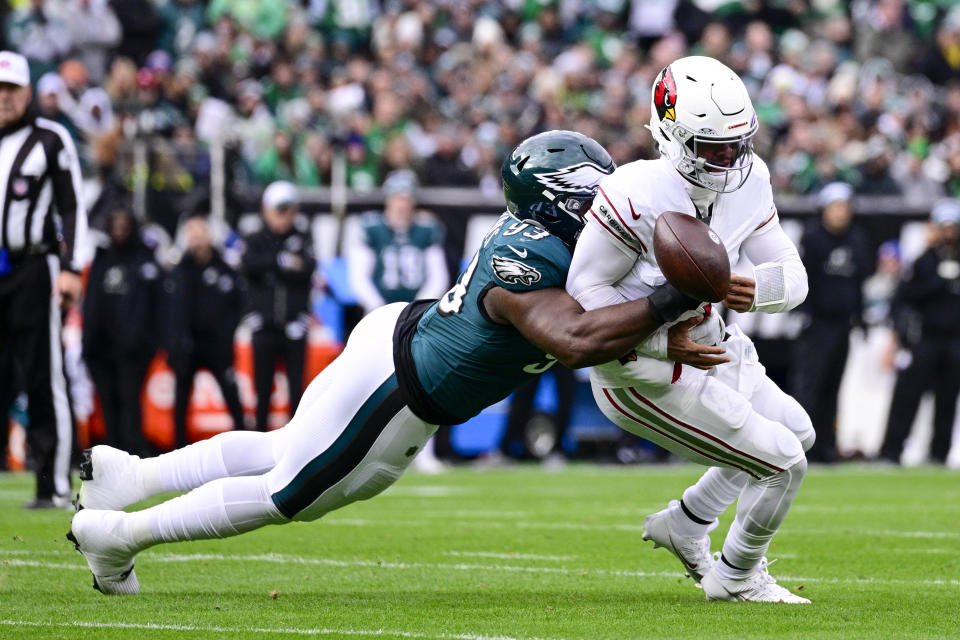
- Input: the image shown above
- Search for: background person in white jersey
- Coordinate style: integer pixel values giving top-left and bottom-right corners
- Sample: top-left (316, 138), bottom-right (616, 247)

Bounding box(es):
top-left (566, 56), bottom-right (813, 603)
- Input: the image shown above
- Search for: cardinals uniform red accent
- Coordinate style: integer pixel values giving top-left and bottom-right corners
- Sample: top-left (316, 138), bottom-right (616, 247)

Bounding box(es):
top-left (653, 67), bottom-right (677, 122)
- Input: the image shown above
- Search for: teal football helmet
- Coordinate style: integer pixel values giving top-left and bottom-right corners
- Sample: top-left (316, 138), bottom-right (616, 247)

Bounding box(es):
top-left (501, 130), bottom-right (615, 249)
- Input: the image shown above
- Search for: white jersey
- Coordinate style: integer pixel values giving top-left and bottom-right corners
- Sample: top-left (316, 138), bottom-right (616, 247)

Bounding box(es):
top-left (567, 156), bottom-right (807, 388)
top-left (585, 156), bottom-right (776, 299)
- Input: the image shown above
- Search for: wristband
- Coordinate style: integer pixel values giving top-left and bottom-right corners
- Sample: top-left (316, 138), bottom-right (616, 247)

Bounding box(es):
top-left (647, 282), bottom-right (701, 324)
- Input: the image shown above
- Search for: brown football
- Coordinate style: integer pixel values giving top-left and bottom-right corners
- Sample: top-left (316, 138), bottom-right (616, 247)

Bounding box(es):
top-left (653, 211), bottom-right (731, 303)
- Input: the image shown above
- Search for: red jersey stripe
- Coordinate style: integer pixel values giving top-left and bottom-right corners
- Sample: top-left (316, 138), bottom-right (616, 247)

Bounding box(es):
top-left (589, 209), bottom-right (642, 256)
top-left (598, 187), bottom-right (648, 253)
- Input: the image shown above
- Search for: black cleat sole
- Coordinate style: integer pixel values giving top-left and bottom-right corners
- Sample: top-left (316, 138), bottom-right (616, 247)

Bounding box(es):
top-left (66, 529), bottom-right (79, 550)
top-left (79, 449), bottom-right (94, 481)
top-left (66, 527), bottom-right (115, 593)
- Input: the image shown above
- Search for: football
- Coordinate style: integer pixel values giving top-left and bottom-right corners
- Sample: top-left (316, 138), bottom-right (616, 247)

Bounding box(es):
top-left (653, 211), bottom-right (731, 303)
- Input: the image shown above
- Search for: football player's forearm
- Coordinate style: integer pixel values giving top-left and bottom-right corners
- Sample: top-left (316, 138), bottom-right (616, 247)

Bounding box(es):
top-left (485, 287), bottom-right (661, 369)
top-left (745, 254), bottom-right (808, 313)
top-left (743, 222), bottom-right (808, 313)
top-left (560, 297), bottom-right (662, 367)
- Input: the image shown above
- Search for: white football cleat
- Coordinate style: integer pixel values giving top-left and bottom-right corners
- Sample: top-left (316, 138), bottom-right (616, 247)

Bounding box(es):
top-left (67, 508), bottom-right (140, 595)
top-left (77, 446), bottom-right (146, 511)
top-left (642, 499), bottom-right (717, 583)
top-left (701, 557), bottom-right (810, 603)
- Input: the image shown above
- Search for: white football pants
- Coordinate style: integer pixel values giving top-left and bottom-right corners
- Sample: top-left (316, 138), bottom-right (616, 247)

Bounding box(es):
top-left (593, 325), bottom-right (812, 575)
top-left (123, 303), bottom-right (437, 551)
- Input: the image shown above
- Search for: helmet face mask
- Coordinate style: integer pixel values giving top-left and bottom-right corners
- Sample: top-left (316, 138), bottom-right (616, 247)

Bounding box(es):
top-left (649, 56), bottom-right (758, 194)
top-left (501, 131), bottom-right (615, 248)
top-left (679, 129), bottom-right (756, 193)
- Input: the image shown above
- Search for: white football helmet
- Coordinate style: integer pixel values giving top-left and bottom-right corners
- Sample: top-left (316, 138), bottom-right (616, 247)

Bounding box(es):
top-left (648, 56), bottom-right (758, 194)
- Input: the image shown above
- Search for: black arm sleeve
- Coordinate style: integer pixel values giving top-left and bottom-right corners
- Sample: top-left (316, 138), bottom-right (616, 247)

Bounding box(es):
top-left (47, 127), bottom-right (86, 272)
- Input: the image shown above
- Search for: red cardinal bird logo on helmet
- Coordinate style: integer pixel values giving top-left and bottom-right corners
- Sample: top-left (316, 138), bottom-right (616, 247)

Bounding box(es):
top-left (654, 67), bottom-right (677, 122)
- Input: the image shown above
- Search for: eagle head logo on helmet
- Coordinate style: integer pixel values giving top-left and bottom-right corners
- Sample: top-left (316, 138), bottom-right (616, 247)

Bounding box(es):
top-left (653, 67), bottom-right (677, 122)
top-left (533, 162), bottom-right (610, 195)
top-left (501, 130), bottom-right (615, 249)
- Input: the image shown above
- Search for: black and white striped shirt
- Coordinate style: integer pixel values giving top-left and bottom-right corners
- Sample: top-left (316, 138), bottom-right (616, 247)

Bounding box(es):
top-left (0, 115), bottom-right (86, 272)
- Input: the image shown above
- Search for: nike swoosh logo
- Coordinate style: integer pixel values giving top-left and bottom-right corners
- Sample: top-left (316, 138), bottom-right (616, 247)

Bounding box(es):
top-left (629, 198), bottom-right (641, 220)
top-left (507, 245), bottom-right (527, 258)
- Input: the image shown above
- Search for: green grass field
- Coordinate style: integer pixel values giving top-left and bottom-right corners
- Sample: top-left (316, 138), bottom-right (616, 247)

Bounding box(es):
top-left (0, 464), bottom-right (957, 640)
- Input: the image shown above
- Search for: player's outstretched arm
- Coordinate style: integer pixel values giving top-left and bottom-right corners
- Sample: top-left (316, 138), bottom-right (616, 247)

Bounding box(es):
top-left (734, 216), bottom-right (808, 313)
top-left (483, 285), bottom-right (726, 369)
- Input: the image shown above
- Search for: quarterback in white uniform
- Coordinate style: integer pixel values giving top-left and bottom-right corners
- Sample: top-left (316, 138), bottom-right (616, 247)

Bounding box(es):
top-left (566, 56), bottom-right (814, 603)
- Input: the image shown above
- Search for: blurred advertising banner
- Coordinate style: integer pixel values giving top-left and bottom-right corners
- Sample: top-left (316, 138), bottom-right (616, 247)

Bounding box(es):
top-left (5, 324), bottom-right (340, 470)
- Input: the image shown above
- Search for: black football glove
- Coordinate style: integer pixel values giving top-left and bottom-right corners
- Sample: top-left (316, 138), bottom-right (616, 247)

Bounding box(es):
top-left (647, 282), bottom-right (701, 324)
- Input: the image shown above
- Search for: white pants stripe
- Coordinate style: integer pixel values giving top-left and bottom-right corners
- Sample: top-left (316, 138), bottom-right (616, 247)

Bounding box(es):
top-left (46, 255), bottom-right (72, 497)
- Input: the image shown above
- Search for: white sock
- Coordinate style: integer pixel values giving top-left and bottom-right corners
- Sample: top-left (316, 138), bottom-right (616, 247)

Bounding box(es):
top-left (140, 430), bottom-right (286, 496)
top-left (677, 467), bottom-right (748, 534)
top-left (127, 475), bottom-right (286, 552)
top-left (715, 458), bottom-right (807, 580)
top-left (667, 499), bottom-right (712, 538)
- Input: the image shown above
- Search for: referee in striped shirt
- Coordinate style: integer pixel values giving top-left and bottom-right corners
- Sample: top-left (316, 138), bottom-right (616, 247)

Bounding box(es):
top-left (0, 51), bottom-right (86, 509)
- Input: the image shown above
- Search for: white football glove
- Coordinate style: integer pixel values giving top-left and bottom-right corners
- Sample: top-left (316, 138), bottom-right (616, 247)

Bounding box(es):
top-left (635, 306), bottom-right (723, 360)
top-left (689, 310), bottom-right (726, 347)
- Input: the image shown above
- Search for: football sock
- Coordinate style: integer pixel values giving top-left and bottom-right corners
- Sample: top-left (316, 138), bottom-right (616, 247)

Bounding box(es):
top-left (715, 457), bottom-right (807, 580)
top-left (665, 497), bottom-right (713, 539)
top-left (140, 430), bottom-right (288, 497)
top-left (677, 467), bottom-right (748, 535)
top-left (127, 475), bottom-right (286, 551)
top-left (719, 553), bottom-right (749, 572)
top-left (679, 499), bottom-right (712, 525)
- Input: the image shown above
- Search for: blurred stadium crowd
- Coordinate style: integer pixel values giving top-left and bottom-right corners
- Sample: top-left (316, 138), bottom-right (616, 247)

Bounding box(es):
top-left (6, 0), bottom-right (960, 226)
top-left (3, 0), bottom-right (960, 470)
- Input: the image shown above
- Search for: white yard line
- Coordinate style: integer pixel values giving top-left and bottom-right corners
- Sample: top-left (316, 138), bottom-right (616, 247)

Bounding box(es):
top-left (149, 553), bottom-right (681, 580)
top-left (775, 575), bottom-right (960, 587)
top-left (789, 528), bottom-right (960, 540)
top-left (383, 487), bottom-right (471, 498)
top-left (414, 510), bottom-right (533, 519)
top-left (790, 504), bottom-right (960, 513)
top-left (324, 518), bottom-right (960, 540)
top-left (6, 550), bottom-right (959, 587)
top-left (3, 559), bottom-right (86, 570)
top-left (0, 619), bottom-right (563, 640)
top-left (324, 518), bottom-right (647, 532)
top-left (443, 551), bottom-right (577, 562)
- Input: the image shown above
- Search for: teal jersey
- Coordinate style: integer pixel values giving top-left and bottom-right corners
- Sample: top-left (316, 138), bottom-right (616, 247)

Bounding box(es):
top-left (362, 212), bottom-right (443, 304)
top-left (408, 213), bottom-right (571, 423)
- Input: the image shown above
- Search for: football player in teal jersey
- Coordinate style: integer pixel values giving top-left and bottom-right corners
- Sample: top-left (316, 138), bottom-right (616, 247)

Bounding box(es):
top-left (67, 131), bottom-right (726, 595)
top-left (347, 170), bottom-right (449, 315)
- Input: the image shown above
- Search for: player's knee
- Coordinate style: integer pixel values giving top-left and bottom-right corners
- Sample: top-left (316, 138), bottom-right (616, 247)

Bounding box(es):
top-left (757, 450), bottom-right (806, 488)
top-left (784, 454), bottom-right (808, 488)
top-left (771, 419), bottom-right (804, 464)
top-left (783, 398), bottom-right (815, 452)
